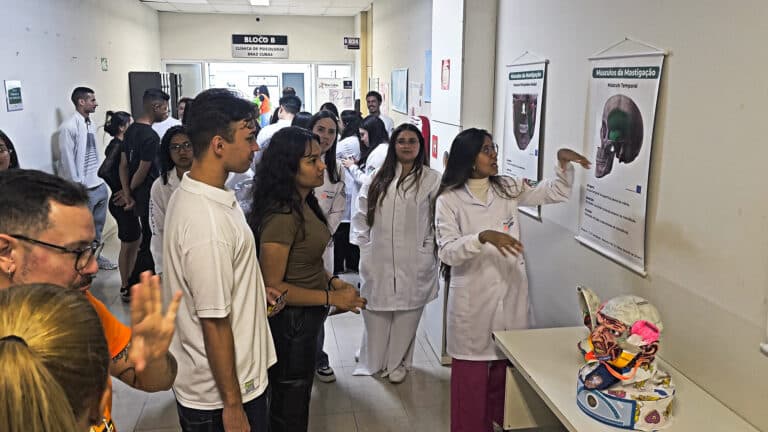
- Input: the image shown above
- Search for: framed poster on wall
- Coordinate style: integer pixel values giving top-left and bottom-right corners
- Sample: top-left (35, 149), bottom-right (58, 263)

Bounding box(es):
top-left (391, 68), bottom-right (408, 114)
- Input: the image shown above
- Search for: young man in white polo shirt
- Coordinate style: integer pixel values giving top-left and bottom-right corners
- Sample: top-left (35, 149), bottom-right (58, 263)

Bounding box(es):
top-left (163, 88), bottom-right (279, 432)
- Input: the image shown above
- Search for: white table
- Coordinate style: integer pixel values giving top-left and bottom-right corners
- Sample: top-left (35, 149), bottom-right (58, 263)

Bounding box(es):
top-left (493, 327), bottom-right (760, 432)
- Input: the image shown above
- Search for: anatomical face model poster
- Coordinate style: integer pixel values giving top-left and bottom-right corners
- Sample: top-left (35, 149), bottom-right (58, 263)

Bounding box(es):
top-left (576, 53), bottom-right (665, 276)
top-left (503, 61), bottom-right (547, 218)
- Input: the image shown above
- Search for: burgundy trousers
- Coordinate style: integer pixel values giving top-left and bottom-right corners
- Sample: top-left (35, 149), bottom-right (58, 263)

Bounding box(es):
top-left (450, 358), bottom-right (507, 432)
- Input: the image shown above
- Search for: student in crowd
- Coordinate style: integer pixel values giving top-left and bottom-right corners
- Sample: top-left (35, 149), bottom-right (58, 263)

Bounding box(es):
top-left (434, 128), bottom-right (590, 432)
top-left (282, 86), bottom-right (297, 97)
top-left (248, 126), bottom-right (366, 432)
top-left (118, 88), bottom-right (169, 301)
top-left (152, 102), bottom-right (182, 143)
top-left (57, 87), bottom-right (117, 270)
top-left (365, 91), bottom-right (394, 135)
top-left (351, 124), bottom-right (441, 383)
top-left (319, 102), bottom-right (339, 119)
top-left (254, 95), bottom-right (302, 164)
top-left (308, 110), bottom-right (346, 383)
top-left (342, 115), bottom-right (390, 224)
top-left (164, 88), bottom-right (277, 432)
top-left (334, 110), bottom-right (363, 273)
top-left (101, 111), bottom-right (141, 295)
top-left (149, 126), bottom-right (192, 275)
top-left (0, 284), bottom-right (110, 432)
top-left (0, 168), bottom-right (181, 432)
top-left (292, 111), bottom-right (313, 129)
top-left (178, 97), bottom-right (193, 125)
top-left (0, 129), bottom-right (19, 170)
top-left (253, 85), bottom-right (272, 127)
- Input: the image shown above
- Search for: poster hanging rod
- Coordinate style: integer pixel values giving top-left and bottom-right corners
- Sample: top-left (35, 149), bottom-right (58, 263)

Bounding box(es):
top-left (507, 50), bottom-right (549, 67)
top-left (590, 37), bottom-right (668, 61)
top-left (589, 51), bottom-right (667, 61)
top-left (506, 59), bottom-right (550, 67)
top-left (575, 236), bottom-right (648, 277)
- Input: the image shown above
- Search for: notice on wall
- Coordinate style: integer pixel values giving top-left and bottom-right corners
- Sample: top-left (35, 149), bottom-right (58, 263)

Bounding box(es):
top-left (408, 81), bottom-right (424, 116)
top-left (4, 80), bottom-right (22, 112)
top-left (232, 34), bottom-right (288, 59)
top-left (576, 54), bottom-right (665, 276)
top-left (503, 62), bottom-right (547, 218)
top-left (317, 78), bottom-right (354, 111)
top-left (440, 59), bottom-right (451, 90)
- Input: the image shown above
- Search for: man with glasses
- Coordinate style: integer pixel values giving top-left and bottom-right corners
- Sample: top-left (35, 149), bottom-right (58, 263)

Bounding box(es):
top-left (0, 168), bottom-right (180, 432)
top-left (118, 88), bottom-right (170, 302)
top-left (149, 125), bottom-right (193, 275)
top-left (57, 87), bottom-right (118, 271)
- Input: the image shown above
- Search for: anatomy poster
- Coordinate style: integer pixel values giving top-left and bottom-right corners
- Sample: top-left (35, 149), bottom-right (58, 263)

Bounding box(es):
top-left (503, 61), bottom-right (546, 218)
top-left (576, 53), bottom-right (665, 276)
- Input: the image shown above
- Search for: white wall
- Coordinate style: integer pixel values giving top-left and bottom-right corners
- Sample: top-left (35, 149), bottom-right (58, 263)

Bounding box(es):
top-left (159, 13), bottom-right (355, 63)
top-left (493, 1), bottom-right (768, 429)
top-left (369, 0), bottom-right (432, 126)
top-left (0, 0), bottom-right (160, 171)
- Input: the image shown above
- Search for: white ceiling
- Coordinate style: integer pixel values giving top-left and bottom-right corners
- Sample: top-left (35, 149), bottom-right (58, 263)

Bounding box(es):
top-left (140, 0), bottom-right (372, 16)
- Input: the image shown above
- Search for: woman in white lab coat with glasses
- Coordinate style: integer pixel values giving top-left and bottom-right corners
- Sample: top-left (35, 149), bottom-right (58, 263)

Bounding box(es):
top-left (434, 128), bottom-right (590, 432)
top-left (351, 123), bottom-right (441, 384)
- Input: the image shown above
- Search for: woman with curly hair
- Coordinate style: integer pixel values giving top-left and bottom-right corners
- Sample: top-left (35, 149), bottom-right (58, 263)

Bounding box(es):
top-left (248, 126), bottom-right (365, 432)
top-left (0, 129), bottom-right (19, 170)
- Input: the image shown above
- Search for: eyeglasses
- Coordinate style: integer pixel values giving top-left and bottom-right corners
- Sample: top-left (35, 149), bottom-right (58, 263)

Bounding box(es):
top-left (9, 234), bottom-right (103, 272)
top-left (0, 146), bottom-right (12, 155)
top-left (396, 138), bottom-right (420, 146)
top-left (170, 142), bottom-right (193, 152)
top-left (480, 143), bottom-right (499, 156)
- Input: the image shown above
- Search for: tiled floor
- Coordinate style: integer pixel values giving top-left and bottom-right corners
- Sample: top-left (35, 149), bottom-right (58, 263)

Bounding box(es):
top-left (90, 244), bottom-right (451, 432)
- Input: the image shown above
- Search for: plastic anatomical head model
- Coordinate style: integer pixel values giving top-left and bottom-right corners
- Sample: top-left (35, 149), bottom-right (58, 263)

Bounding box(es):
top-left (512, 94), bottom-right (538, 150)
top-left (595, 95), bottom-right (643, 178)
top-left (576, 287), bottom-right (674, 431)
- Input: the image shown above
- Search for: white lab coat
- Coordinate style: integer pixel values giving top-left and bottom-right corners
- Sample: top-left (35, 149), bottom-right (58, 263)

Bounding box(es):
top-left (315, 163), bottom-right (346, 274)
top-left (149, 170), bottom-right (182, 274)
top-left (336, 136), bottom-right (361, 222)
top-left (434, 163), bottom-right (574, 360)
top-left (345, 143), bottom-right (389, 224)
top-left (352, 163), bottom-right (442, 311)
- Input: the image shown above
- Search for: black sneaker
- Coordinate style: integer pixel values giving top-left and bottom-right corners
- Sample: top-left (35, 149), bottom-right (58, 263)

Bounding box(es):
top-left (316, 366), bottom-right (336, 383)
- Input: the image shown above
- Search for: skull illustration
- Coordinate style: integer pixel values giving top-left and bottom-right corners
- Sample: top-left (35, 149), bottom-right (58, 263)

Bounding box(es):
top-left (512, 94), bottom-right (538, 150)
top-left (595, 94), bottom-right (644, 178)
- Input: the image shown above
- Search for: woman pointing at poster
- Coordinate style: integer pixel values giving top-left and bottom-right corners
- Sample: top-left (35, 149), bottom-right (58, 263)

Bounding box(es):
top-left (434, 128), bottom-right (590, 432)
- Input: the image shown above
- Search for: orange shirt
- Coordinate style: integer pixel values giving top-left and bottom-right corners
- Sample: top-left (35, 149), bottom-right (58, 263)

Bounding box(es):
top-left (86, 291), bottom-right (132, 432)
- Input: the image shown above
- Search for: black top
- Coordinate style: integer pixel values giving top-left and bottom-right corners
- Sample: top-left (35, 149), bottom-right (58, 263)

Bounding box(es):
top-left (122, 123), bottom-right (160, 192)
top-left (100, 138), bottom-right (123, 192)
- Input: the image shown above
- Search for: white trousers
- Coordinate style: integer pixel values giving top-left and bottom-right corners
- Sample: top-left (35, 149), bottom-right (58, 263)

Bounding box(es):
top-left (353, 307), bottom-right (424, 376)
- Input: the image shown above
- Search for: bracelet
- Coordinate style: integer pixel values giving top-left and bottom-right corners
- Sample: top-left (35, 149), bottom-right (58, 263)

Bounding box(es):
top-left (325, 290), bottom-right (330, 306)
top-left (327, 275), bottom-right (340, 291)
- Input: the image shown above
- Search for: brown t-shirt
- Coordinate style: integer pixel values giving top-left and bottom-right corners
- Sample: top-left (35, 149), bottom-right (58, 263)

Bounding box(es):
top-left (260, 204), bottom-right (331, 291)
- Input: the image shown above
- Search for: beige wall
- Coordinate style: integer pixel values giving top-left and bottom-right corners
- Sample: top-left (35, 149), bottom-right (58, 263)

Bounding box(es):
top-left (369, 0), bottom-right (433, 124)
top-left (0, 0), bottom-right (160, 171)
top-left (493, 1), bottom-right (768, 429)
top-left (159, 13), bottom-right (355, 63)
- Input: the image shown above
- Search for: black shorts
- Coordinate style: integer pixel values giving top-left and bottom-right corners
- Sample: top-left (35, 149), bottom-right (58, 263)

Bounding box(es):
top-left (108, 200), bottom-right (141, 242)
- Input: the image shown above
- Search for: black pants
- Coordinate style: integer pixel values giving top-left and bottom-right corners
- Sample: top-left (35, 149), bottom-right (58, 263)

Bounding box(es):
top-left (333, 222), bottom-right (359, 273)
top-left (128, 188), bottom-right (155, 286)
top-left (268, 305), bottom-right (327, 432)
top-left (176, 390), bottom-right (268, 432)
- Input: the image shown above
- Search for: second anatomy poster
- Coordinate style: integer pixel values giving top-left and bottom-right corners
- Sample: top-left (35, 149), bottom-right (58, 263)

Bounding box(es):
top-left (576, 54), bottom-right (665, 275)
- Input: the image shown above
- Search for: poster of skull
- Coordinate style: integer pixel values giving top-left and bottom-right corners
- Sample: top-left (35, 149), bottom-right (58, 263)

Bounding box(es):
top-left (576, 53), bottom-right (665, 275)
top-left (503, 61), bottom-right (547, 218)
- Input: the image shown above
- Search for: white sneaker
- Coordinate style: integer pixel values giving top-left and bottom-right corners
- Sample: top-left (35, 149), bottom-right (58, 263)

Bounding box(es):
top-left (316, 366), bottom-right (336, 383)
top-left (388, 365), bottom-right (407, 384)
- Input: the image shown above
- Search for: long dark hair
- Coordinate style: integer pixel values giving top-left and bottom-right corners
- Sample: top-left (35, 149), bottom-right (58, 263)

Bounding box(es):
top-left (359, 115), bottom-right (389, 168)
top-left (0, 130), bottom-right (20, 169)
top-left (308, 111), bottom-right (341, 184)
top-left (435, 128), bottom-right (519, 281)
top-left (366, 124), bottom-right (426, 226)
top-left (247, 126), bottom-right (328, 249)
top-left (340, 110), bottom-right (362, 140)
top-left (158, 125), bottom-right (187, 185)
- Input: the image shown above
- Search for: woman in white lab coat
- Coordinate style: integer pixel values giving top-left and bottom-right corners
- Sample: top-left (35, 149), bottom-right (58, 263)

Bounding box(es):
top-left (351, 123), bottom-right (441, 383)
top-left (434, 128), bottom-right (590, 432)
top-left (308, 110), bottom-right (346, 383)
top-left (333, 110), bottom-right (363, 274)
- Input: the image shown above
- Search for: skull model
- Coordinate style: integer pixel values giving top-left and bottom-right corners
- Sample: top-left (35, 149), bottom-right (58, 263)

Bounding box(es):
top-left (576, 287), bottom-right (674, 431)
top-left (595, 94), bottom-right (643, 178)
top-left (512, 94), bottom-right (538, 150)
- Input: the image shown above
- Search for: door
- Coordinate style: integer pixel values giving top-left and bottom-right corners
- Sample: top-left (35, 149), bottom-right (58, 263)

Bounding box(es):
top-left (282, 72), bottom-right (306, 110)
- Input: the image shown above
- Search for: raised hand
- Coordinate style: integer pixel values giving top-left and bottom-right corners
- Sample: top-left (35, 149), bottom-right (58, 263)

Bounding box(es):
top-left (129, 271), bottom-right (182, 373)
top-left (557, 148), bottom-right (592, 169)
